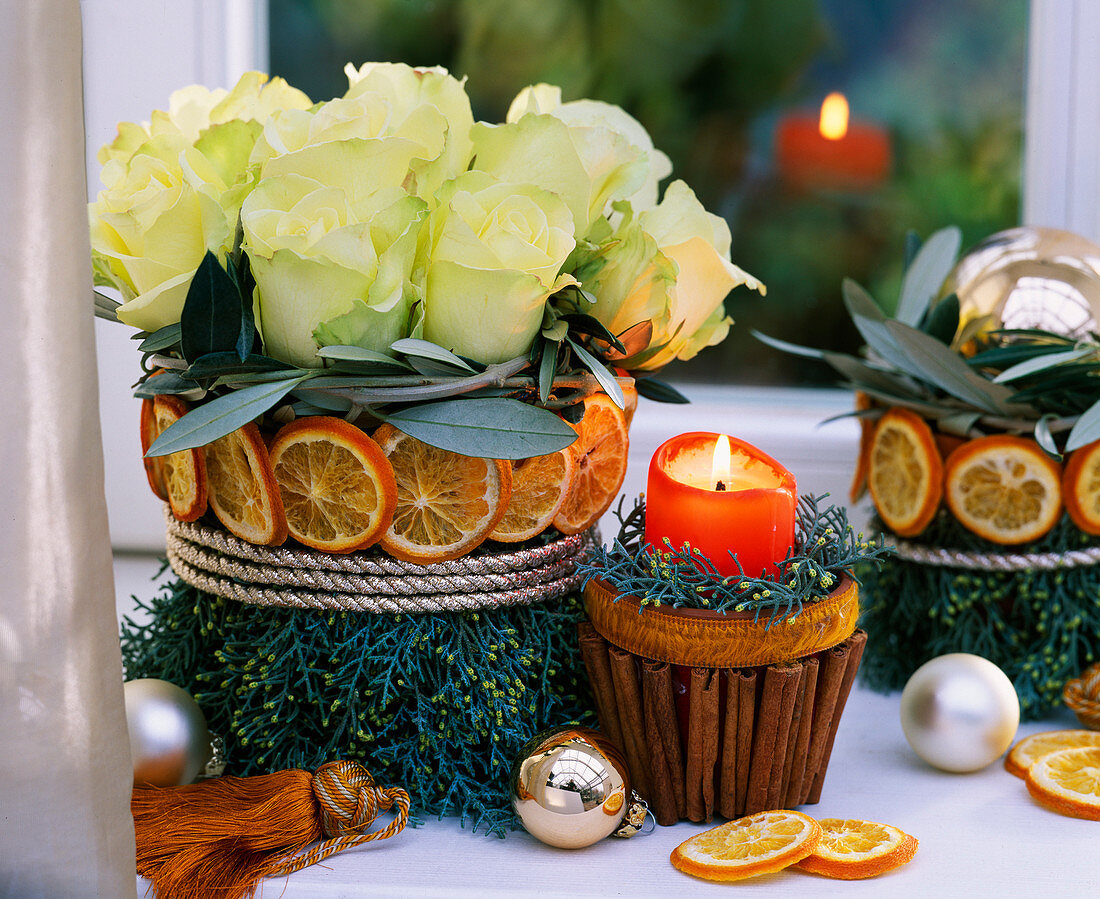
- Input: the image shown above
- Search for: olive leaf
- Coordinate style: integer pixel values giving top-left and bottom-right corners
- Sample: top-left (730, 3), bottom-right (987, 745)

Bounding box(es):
top-left (884, 321), bottom-right (1015, 414)
top-left (1066, 398), bottom-right (1100, 451)
top-left (391, 338), bottom-right (476, 372)
top-left (384, 398), bottom-right (577, 459)
top-left (635, 378), bottom-right (689, 404)
top-left (138, 322), bottom-right (183, 354)
top-left (993, 347), bottom-right (1095, 383)
top-left (316, 345), bottom-right (412, 367)
top-left (145, 375), bottom-right (311, 456)
top-left (180, 252), bottom-right (248, 363)
top-left (567, 337), bottom-right (625, 409)
top-left (895, 226), bottom-right (961, 326)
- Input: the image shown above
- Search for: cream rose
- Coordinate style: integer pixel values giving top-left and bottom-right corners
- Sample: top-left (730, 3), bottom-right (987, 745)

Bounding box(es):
top-left (90, 134), bottom-right (235, 333)
top-left (506, 83), bottom-right (672, 211)
top-left (241, 173), bottom-right (426, 368)
top-left (471, 109), bottom-right (647, 239)
top-left (576, 180), bottom-right (764, 370)
top-left (251, 64), bottom-right (473, 206)
top-left (420, 171), bottom-right (577, 363)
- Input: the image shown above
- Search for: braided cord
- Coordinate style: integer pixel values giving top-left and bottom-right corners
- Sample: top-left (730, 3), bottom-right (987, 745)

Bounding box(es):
top-left (892, 538), bottom-right (1100, 571)
top-left (270, 761), bottom-right (410, 879)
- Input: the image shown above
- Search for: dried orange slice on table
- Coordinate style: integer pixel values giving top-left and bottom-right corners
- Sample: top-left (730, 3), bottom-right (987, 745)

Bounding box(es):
top-left (848, 391), bottom-right (873, 504)
top-left (552, 393), bottom-right (629, 536)
top-left (1006, 730), bottom-right (1100, 779)
top-left (867, 407), bottom-right (942, 537)
top-left (489, 450), bottom-right (575, 543)
top-left (139, 397), bottom-right (169, 502)
top-left (944, 435), bottom-right (1062, 544)
top-left (152, 395), bottom-right (207, 522)
top-left (670, 810), bottom-right (821, 882)
top-left (269, 417), bottom-right (397, 553)
top-left (1063, 440), bottom-right (1100, 535)
top-left (1025, 746), bottom-right (1100, 820)
top-left (373, 425), bottom-right (511, 563)
top-left (204, 422), bottom-right (287, 545)
top-left (794, 818), bottom-right (918, 880)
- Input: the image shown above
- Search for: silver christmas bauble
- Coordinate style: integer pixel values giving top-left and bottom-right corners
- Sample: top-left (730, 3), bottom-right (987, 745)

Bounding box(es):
top-left (124, 678), bottom-right (211, 787)
top-left (900, 653), bottom-right (1020, 773)
top-left (511, 727), bottom-right (630, 849)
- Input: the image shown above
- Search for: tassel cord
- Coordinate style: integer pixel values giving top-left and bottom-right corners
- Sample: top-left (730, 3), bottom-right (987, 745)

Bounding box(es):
top-left (267, 760), bottom-right (410, 879)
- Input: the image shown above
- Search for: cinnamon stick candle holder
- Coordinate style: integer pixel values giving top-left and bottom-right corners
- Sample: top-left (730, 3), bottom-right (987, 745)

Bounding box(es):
top-left (573, 495), bottom-right (888, 826)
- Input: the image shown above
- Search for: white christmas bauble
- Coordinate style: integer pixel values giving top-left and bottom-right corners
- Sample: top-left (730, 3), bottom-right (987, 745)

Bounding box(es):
top-left (900, 653), bottom-right (1020, 773)
top-left (124, 678), bottom-right (211, 786)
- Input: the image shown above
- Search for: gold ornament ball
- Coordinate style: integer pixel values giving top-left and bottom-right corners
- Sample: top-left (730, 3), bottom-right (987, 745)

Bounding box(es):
top-left (945, 226), bottom-right (1100, 338)
top-left (900, 653), bottom-right (1020, 773)
top-left (124, 678), bottom-right (211, 787)
top-left (511, 726), bottom-right (630, 849)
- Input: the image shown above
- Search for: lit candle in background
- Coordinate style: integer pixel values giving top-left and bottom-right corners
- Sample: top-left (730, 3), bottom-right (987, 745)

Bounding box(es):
top-left (776, 91), bottom-right (891, 191)
top-left (644, 432), bottom-right (797, 579)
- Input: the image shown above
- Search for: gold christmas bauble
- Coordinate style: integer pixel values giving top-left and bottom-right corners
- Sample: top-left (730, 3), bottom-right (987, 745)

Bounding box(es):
top-left (511, 726), bottom-right (630, 849)
top-left (945, 226), bottom-right (1100, 338)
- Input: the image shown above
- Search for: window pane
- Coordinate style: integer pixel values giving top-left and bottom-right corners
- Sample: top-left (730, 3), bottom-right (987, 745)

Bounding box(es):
top-left (269, 0), bottom-right (1027, 385)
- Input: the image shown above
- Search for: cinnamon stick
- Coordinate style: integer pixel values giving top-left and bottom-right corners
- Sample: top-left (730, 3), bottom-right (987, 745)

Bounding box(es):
top-left (799, 638), bottom-right (852, 806)
top-left (734, 669), bottom-right (757, 817)
top-left (783, 656), bottom-right (819, 807)
top-left (774, 660), bottom-right (809, 805)
top-left (807, 629), bottom-right (867, 803)
top-left (576, 622), bottom-right (624, 751)
top-left (745, 663), bottom-right (801, 814)
top-left (642, 660), bottom-right (685, 824)
top-left (685, 667), bottom-right (720, 822)
top-left (718, 670), bottom-right (739, 819)
top-left (608, 647), bottom-right (653, 801)
top-left (764, 663), bottom-right (803, 811)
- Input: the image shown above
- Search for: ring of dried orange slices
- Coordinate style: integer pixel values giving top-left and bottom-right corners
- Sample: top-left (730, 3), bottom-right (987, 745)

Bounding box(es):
top-left (860, 405), bottom-right (1078, 547)
top-left (141, 394), bottom-right (630, 563)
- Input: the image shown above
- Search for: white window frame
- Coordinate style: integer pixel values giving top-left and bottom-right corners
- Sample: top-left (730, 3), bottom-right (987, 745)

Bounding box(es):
top-left (85, 0), bottom-right (1093, 550)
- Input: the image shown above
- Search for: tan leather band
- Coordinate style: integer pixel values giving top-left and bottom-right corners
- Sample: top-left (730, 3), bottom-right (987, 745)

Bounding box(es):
top-left (582, 576), bottom-right (859, 668)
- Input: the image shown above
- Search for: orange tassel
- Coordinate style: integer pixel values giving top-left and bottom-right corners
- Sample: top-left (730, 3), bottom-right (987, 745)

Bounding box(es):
top-left (132, 760), bottom-right (410, 899)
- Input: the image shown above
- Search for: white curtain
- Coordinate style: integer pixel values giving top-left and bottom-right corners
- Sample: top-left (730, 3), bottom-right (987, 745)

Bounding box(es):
top-left (0, 1), bottom-right (137, 894)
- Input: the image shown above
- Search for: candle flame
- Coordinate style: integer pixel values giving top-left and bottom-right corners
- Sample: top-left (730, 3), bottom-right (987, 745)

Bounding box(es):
top-left (712, 435), bottom-right (731, 490)
top-left (819, 92), bottom-right (849, 141)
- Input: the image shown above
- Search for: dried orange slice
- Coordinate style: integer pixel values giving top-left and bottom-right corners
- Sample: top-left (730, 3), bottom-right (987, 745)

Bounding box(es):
top-left (1005, 730), bottom-right (1100, 779)
top-left (552, 393), bottom-right (629, 536)
top-left (944, 436), bottom-right (1062, 545)
top-left (152, 395), bottom-right (207, 522)
top-left (848, 391), bottom-right (873, 505)
top-left (867, 407), bottom-right (942, 537)
top-left (373, 424), bottom-right (511, 563)
top-left (140, 398), bottom-right (169, 502)
top-left (1063, 441), bottom-right (1100, 535)
top-left (793, 818), bottom-right (918, 880)
top-left (670, 810), bottom-right (821, 882)
top-left (489, 450), bottom-right (575, 543)
top-left (620, 380), bottom-right (638, 428)
top-left (269, 417), bottom-right (397, 553)
top-left (204, 422), bottom-right (288, 546)
top-left (1025, 746), bottom-right (1100, 820)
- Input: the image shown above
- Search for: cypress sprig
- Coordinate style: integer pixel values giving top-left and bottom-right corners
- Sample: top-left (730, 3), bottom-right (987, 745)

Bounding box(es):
top-left (575, 494), bottom-right (892, 624)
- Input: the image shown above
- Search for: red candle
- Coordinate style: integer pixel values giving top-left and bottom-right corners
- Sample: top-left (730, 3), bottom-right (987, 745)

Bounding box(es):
top-left (776, 92), bottom-right (891, 191)
top-left (644, 432), bottom-right (796, 579)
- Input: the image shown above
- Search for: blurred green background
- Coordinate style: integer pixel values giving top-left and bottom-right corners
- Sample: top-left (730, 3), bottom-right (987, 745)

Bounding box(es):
top-left (269, 0), bottom-right (1027, 385)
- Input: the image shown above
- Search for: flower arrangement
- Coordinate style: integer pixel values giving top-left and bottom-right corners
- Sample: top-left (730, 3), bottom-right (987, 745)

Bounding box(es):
top-left (91, 65), bottom-right (763, 463)
top-left (759, 226), bottom-right (1100, 716)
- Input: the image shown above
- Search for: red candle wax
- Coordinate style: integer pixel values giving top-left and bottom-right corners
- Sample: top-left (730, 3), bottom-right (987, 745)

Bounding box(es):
top-left (776, 92), bottom-right (891, 191)
top-left (644, 432), bottom-right (796, 579)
